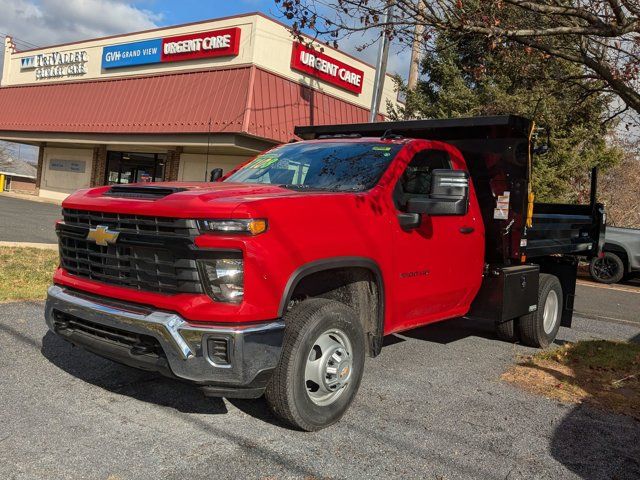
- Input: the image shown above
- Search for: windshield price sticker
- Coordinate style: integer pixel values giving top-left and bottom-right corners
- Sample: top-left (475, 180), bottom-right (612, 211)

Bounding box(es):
top-left (249, 154), bottom-right (280, 169)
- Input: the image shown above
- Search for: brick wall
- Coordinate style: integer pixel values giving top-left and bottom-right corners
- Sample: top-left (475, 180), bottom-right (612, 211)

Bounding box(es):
top-left (165, 148), bottom-right (182, 181)
top-left (9, 178), bottom-right (36, 193)
top-left (35, 144), bottom-right (45, 190)
top-left (90, 145), bottom-right (107, 186)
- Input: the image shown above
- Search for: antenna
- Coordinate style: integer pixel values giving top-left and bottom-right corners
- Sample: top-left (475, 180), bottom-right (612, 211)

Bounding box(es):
top-left (204, 118), bottom-right (212, 181)
top-left (381, 129), bottom-right (403, 140)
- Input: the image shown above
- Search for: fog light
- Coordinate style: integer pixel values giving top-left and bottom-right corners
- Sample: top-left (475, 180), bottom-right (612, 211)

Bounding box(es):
top-left (199, 258), bottom-right (244, 303)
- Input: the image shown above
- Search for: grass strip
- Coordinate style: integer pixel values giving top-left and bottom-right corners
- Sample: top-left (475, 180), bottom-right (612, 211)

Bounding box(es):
top-left (503, 340), bottom-right (640, 419)
top-left (0, 247), bottom-right (58, 302)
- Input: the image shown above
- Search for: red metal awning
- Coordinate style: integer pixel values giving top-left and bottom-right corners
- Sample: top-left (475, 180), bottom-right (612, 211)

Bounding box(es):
top-left (0, 66), bottom-right (378, 143)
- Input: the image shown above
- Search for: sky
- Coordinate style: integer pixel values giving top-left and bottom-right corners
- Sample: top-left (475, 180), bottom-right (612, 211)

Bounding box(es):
top-left (0, 0), bottom-right (413, 163)
top-left (0, 0), bottom-right (411, 77)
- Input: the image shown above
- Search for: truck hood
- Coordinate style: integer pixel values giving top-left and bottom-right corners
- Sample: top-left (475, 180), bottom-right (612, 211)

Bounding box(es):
top-left (62, 182), bottom-right (338, 217)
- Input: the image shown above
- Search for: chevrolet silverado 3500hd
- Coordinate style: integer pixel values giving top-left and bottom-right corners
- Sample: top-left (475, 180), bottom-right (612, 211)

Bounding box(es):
top-left (45, 116), bottom-right (604, 430)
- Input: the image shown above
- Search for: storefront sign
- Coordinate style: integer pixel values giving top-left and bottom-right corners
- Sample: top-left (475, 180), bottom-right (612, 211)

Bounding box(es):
top-left (49, 159), bottom-right (86, 173)
top-left (290, 43), bottom-right (364, 94)
top-left (161, 27), bottom-right (241, 62)
top-left (20, 56), bottom-right (36, 70)
top-left (102, 39), bottom-right (162, 69)
top-left (32, 50), bottom-right (88, 80)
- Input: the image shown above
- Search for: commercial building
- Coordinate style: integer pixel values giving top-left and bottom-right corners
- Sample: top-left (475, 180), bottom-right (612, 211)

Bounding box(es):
top-left (0, 155), bottom-right (37, 193)
top-left (0, 12), bottom-right (398, 200)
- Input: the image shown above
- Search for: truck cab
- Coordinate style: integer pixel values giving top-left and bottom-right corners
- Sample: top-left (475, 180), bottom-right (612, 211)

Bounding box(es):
top-left (45, 116), bottom-right (604, 430)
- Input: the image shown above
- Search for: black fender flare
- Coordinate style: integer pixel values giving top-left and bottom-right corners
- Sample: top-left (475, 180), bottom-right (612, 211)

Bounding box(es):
top-left (278, 257), bottom-right (386, 356)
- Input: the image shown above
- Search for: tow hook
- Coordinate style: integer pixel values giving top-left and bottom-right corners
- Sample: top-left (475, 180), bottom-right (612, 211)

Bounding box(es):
top-left (130, 344), bottom-right (156, 356)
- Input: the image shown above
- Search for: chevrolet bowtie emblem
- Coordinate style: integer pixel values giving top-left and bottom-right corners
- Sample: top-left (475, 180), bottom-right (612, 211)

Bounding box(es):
top-left (87, 225), bottom-right (120, 246)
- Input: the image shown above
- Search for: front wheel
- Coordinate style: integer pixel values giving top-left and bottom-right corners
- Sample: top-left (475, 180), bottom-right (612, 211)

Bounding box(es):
top-left (265, 298), bottom-right (365, 431)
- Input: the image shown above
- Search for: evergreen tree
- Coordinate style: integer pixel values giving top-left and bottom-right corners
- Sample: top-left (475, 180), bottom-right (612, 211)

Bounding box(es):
top-left (389, 35), bottom-right (623, 203)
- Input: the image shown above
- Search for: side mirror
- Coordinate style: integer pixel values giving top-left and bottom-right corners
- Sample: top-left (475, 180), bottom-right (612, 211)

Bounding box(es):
top-left (406, 169), bottom-right (469, 216)
top-left (210, 168), bottom-right (223, 182)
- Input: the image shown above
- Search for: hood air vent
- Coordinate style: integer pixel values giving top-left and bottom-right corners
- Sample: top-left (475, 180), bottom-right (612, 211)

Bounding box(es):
top-left (104, 185), bottom-right (187, 199)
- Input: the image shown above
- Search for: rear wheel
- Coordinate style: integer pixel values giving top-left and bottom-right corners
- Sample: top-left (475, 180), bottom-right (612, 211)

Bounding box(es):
top-left (265, 298), bottom-right (365, 431)
top-left (590, 252), bottom-right (625, 284)
top-left (518, 274), bottom-right (563, 348)
top-left (495, 318), bottom-right (519, 343)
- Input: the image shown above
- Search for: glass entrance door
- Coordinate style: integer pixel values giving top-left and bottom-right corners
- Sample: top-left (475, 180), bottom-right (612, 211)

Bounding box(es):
top-left (105, 152), bottom-right (166, 185)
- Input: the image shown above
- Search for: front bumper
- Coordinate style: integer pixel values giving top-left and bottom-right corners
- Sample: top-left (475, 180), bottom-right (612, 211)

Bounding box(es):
top-left (45, 285), bottom-right (285, 398)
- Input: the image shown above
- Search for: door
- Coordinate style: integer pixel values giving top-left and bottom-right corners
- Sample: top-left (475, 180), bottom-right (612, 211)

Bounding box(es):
top-left (105, 152), bottom-right (166, 185)
top-left (390, 148), bottom-right (483, 332)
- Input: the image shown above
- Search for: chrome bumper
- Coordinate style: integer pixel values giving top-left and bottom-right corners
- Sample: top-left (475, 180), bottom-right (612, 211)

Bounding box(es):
top-left (45, 285), bottom-right (285, 396)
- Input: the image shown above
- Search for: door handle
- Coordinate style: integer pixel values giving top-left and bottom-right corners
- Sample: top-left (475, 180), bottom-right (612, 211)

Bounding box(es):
top-left (459, 227), bottom-right (475, 234)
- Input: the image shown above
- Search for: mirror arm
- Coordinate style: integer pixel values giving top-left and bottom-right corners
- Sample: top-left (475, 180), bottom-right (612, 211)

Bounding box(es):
top-left (397, 212), bottom-right (421, 230)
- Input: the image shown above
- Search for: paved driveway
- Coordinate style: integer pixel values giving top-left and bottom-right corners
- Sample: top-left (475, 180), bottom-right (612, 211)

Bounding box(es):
top-left (0, 195), bottom-right (60, 243)
top-left (0, 302), bottom-right (638, 480)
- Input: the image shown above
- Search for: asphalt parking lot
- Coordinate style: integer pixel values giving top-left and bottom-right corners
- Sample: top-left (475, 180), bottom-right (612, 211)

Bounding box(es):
top-left (1, 194), bottom-right (638, 478)
top-left (0, 195), bottom-right (60, 244)
top-left (1, 301), bottom-right (638, 480)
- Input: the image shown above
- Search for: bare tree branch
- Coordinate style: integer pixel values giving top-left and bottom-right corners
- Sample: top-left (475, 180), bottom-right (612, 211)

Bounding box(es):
top-left (276, 0), bottom-right (640, 114)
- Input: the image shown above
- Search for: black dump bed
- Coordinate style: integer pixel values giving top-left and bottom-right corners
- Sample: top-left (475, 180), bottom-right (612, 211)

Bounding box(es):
top-left (295, 115), bottom-right (605, 265)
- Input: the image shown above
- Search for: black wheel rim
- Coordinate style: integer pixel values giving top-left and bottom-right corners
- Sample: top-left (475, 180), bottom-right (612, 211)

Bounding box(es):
top-left (593, 257), bottom-right (618, 280)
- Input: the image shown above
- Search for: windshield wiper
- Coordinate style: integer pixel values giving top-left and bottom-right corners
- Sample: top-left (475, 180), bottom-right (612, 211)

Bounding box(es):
top-left (279, 184), bottom-right (365, 193)
top-left (279, 184), bottom-right (332, 191)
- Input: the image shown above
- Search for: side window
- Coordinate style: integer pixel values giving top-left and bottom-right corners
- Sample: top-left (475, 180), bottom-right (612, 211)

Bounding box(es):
top-left (394, 149), bottom-right (452, 210)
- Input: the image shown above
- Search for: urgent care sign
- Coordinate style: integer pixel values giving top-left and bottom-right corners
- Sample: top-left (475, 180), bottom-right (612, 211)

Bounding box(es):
top-left (290, 43), bottom-right (364, 94)
top-left (161, 27), bottom-right (241, 62)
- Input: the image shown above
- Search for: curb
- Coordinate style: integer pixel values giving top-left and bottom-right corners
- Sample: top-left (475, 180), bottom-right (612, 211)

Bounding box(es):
top-left (0, 241), bottom-right (58, 250)
top-left (0, 192), bottom-right (63, 206)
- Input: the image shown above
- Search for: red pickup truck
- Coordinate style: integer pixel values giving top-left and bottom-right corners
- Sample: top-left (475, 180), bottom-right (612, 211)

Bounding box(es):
top-left (45, 116), bottom-right (604, 431)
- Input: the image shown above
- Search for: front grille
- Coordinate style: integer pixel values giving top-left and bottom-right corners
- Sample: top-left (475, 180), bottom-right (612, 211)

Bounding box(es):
top-left (63, 208), bottom-right (198, 236)
top-left (53, 310), bottom-right (165, 357)
top-left (59, 235), bottom-right (202, 293)
top-left (58, 209), bottom-right (203, 294)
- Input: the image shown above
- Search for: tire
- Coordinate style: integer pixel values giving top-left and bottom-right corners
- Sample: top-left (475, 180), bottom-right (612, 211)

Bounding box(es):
top-left (495, 318), bottom-right (519, 343)
top-left (590, 252), bottom-right (625, 284)
top-left (518, 273), bottom-right (563, 348)
top-left (265, 298), bottom-right (365, 431)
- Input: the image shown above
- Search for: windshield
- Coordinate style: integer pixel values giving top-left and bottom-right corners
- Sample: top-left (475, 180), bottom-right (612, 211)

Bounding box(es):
top-left (225, 141), bottom-right (403, 192)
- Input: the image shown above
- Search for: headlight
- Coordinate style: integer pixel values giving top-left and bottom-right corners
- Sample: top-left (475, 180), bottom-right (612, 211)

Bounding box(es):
top-left (198, 258), bottom-right (244, 303)
top-left (197, 219), bottom-right (267, 235)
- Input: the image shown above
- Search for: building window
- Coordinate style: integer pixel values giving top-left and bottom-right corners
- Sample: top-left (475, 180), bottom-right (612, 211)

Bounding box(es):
top-left (105, 151), bottom-right (166, 185)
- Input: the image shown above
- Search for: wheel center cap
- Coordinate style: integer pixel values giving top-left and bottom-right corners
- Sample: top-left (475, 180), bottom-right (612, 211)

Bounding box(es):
top-left (322, 347), bottom-right (352, 390)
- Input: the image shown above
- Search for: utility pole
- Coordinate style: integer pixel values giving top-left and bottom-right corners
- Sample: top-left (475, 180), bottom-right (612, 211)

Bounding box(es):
top-left (369, 1), bottom-right (395, 122)
top-left (407, 23), bottom-right (424, 90)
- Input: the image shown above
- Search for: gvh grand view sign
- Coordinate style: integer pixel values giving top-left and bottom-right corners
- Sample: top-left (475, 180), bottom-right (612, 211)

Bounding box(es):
top-left (102, 39), bottom-right (161, 69)
top-left (102, 28), bottom-right (240, 69)
top-left (290, 43), bottom-right (364, 94)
